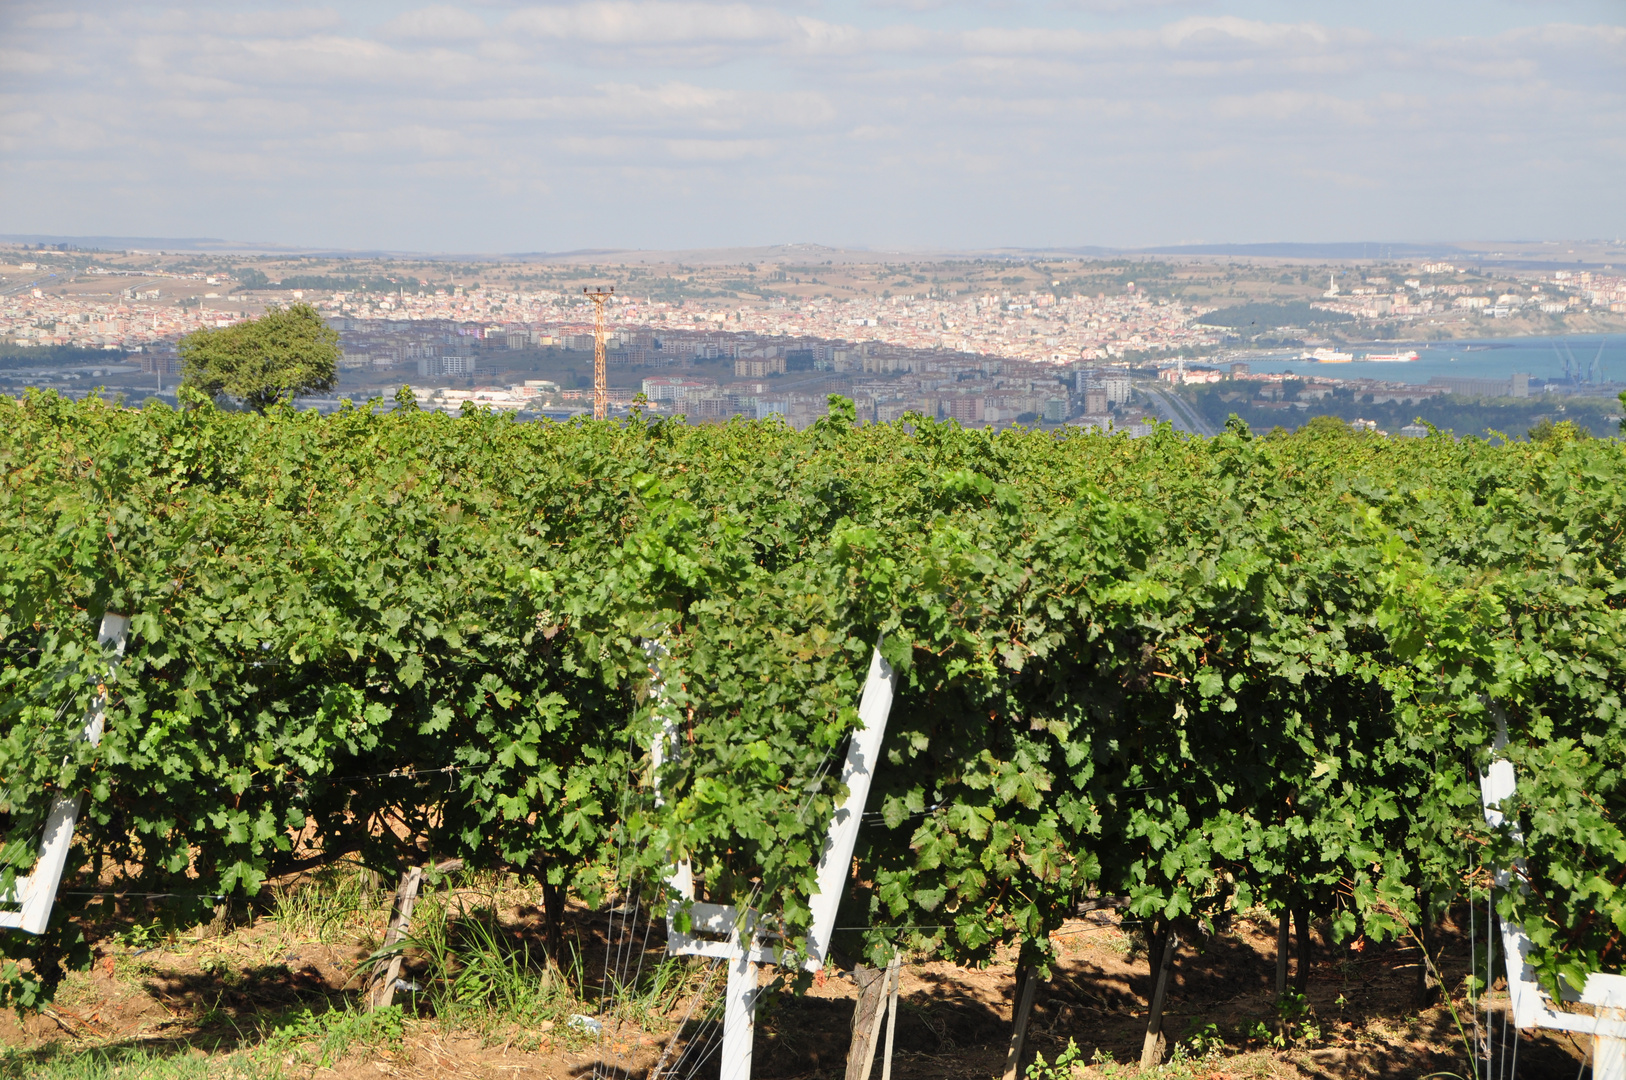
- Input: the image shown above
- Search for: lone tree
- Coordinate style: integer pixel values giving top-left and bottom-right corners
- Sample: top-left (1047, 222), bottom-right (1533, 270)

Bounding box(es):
top-left (179, 302), bottom-right (339, 411)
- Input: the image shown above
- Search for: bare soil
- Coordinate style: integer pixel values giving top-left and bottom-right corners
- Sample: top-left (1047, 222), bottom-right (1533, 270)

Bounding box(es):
top-left (0, 886), bottom-right (1602, 1080)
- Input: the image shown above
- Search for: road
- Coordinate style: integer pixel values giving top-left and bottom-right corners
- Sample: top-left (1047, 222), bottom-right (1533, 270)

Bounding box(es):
top-left (0, 272), bottom-right (60, 298)
top-left (1142, 384), bottom-right (1218, 437)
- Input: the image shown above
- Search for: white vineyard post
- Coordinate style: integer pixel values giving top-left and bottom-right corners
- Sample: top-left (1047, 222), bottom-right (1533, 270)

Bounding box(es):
top-left (650, 642), bottom-right (897, 1080)
top-left (1480, 713), bottom-right (1626, 1078)
top-left (720, 949), bottom-right (760, 1080)
top-left (803, 645), bottom-right (896, 971)
top-left (646, 639), bottom-right (694, 905)
top-left (0, 612), bottom-right (130, 934)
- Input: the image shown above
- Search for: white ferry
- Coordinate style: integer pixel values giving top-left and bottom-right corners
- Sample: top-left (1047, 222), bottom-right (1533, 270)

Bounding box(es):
top-left (1301, 347), bottom-right (1354, 363)
top-left (1360, 350), bottom-right (1421, 363)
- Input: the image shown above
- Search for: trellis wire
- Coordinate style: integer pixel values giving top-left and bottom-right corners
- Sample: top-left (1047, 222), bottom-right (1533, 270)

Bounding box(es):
top-left (643, 958), bottom-right (724, 1080)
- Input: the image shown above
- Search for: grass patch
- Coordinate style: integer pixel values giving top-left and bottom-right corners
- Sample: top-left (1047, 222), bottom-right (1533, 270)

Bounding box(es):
top-left (266, 861), bottom-right (383, 946)
top-left (258, 1004), bottom-right (406, 1069)
top-left (410, 888), bottom-right (577, 1039)
top-left (403, 878), bottom-right (711, 1047)
top-left (0, 1005), bottom-right (407, 1080)
top-left (0, 1044), bottom-right (270, 1080)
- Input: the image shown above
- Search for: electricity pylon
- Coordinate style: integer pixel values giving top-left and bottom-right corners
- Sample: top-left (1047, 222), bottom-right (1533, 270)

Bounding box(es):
top-left (582, 286), bottom-right (614, 420)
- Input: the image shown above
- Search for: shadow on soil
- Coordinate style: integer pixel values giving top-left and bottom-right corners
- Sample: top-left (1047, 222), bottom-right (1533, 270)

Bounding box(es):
top-left (32, 895), bottom-right (1596, 1080)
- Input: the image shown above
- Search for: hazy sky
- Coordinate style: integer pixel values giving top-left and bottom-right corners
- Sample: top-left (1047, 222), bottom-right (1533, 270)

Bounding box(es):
top-left (2, 1), bottom-right (1622, 252)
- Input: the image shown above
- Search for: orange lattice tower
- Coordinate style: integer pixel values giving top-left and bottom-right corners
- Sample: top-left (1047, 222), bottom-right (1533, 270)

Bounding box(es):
top-left (582, 286), bottom-right (614, 420)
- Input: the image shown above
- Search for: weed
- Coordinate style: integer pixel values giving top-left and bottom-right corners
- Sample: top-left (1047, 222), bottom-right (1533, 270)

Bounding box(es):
top-left (196, 954), bottom-right (237, 985)
top-left (411, 891), bottom-right (572, 1035)
top-left (1247, 1002), bottom-right (1322, 1051)
top-left (1179, 1020), bottom-right (1225, 1057)
top-left (194, 992), bottom-right (237, 1032)
top-left (1098, 932), bottom-right (1133, 957)
top-left (1026, 1037), bottom-right (1084, 1080)
top-left (0, 1004), bottom-right (405, 1079)
top-left (0, 1044), bottom-right (271, 1080)
top-left (1248, 990), bottom-right (1321, 1048)
top-left (1160, 1041), bottom-right (1225, 1078)
top-left (257, 1004), bottom-right (405, 1069)
top-left (267, 861), bottom-right (381, 946)
top-left (113, 921), bottom-right (172, 952)
top-left (602, 952), bottom-right (699, 1030)
top-left (1118, 922), bottom-right (1150, 966)
top-left (1366, 898), bottom-right (1480, 1070)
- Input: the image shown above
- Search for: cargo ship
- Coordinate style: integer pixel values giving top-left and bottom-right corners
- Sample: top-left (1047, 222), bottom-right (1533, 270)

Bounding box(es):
top-left (1360, 350), bottom-right (1421, 363)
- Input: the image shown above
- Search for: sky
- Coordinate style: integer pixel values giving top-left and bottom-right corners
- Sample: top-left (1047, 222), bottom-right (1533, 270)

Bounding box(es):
top-left (1, 1), bottom-right (1622, 253)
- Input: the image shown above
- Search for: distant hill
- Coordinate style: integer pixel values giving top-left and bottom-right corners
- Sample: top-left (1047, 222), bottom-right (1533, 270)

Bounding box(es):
top-left (1195, 301), bottom-right (1353, 330)
top-left (0, 234), bottom-right (292, 253)
top-left (1140, 242), bottom-right (1464, 259)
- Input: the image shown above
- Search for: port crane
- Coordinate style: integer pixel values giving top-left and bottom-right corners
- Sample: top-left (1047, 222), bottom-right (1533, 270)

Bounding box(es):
top-left (582, 286), bottom-right (613, 420)
top-left (1553, 337), bottom-right (1608, 385)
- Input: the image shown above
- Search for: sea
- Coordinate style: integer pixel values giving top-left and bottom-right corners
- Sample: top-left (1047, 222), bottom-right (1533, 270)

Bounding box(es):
top-left (1226, 334), bottom-right (1625, 389)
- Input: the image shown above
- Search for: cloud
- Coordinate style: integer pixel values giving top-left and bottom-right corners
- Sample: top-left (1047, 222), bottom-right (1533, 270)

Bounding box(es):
top-left (0, 1), bottom-right (1620, 250)
top-left (663, 136), bottom-right (779, 159)
top-left (1295, 165), bottom-right (1382, 190)
top-left (1157, 15), bottom-right (1353, 52)
top-left (132, 7), bottom-right (346, 38)
top-left (1207, 90), bottom-right (1378, 127)
top-left (21, 12), bottom-right (84, 30)
top-left (381, 6), bottom-right (491, 41)
top-left (476, 3), bottom-right (875, 67)
top-left (946, 16), bottom-right (1369, 62)
top-left (0, 46), bottom-right (60, 76)
top-left (593, 82), bottom-right (837, 128)
top-left (209, 9), bottom-right (346, 37)
top-left (503, 2), bottom-right (819, 46)
top-left (1057, 0), bottom-right (1207, 10)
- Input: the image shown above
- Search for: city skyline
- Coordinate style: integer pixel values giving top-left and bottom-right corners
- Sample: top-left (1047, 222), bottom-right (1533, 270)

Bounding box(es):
top-left (1, 1), bottom-right (1623, 253)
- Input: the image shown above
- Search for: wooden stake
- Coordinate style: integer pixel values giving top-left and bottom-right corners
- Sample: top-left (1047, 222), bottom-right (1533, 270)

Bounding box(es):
top-left (540, 874), bottom-right (565, 969)
top-left (1293, 906), bottom-right (1311, 995)
top-left (880, 956), bottom-right (901, 1080)
top-left (1140, 929), bottom-right (1180, 1068)
top-left (367, 865), bottom-right (423, 1011)
top-left (366, 859), bottom-right (462, 1011)
top-left (1275, 911), bottom-right (1289, 998)
top-left (846, 965), bottom-right (891, 1080)
top-left (1002, 963), bottom-right (1039, 1080)
top-left (1417, 900), bottom-right (1440, 1005)
top-left (856, 955), bottom-right (901, 1080)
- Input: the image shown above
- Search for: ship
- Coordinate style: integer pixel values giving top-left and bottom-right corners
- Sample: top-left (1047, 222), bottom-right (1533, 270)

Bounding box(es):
top-left (1301, 347), bottom-right (1354, 363)
top-left (1360, 350), bottom-right (1421, 363)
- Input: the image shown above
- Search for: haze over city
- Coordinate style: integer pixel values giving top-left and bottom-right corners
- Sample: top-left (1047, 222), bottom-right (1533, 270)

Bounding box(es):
top-left (2, 0), bottom-right (1624, 253)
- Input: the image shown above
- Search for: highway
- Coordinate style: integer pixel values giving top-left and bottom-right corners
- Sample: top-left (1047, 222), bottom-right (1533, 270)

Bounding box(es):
top-left (1142, 383), bottom-right (1218, 437)
top-left (1, 272), bottom-right (59, 298)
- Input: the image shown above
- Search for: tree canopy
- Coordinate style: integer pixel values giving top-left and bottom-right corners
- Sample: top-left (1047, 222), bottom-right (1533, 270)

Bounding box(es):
top-left (179, 302), bottom-right (339, 411)
top-left (1193, 301), bottom-right (1353, 330)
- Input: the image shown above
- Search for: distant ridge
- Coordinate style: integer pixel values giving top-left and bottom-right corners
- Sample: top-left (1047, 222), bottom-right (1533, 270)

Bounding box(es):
top-left (0, 234), bottom-right (303, 253)
top-left (2, 235), bottom-right (1617, 268)
top-left (1136, 242), bottom-right (1465, 259)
